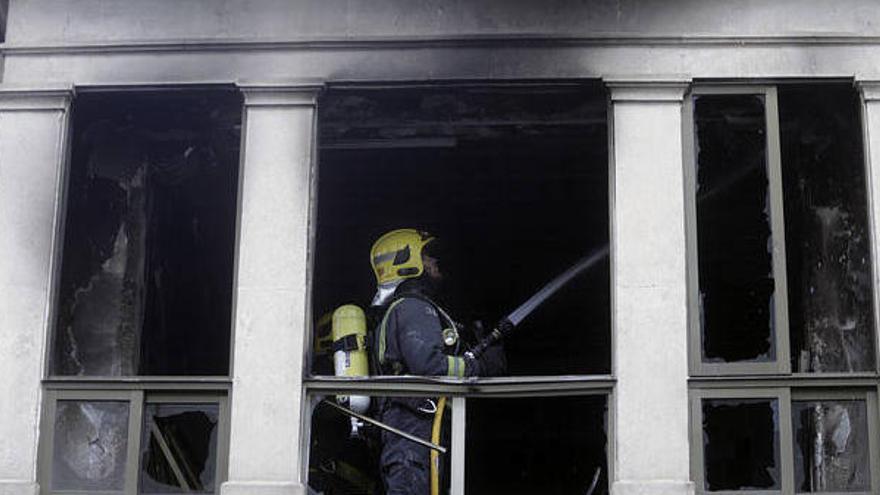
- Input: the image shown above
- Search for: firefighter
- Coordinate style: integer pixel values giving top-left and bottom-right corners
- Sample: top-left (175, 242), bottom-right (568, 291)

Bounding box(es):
top-left (369, 228), bottom-right (505, 495)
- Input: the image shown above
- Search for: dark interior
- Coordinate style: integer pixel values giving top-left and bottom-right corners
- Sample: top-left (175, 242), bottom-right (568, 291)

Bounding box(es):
top-left (308, 394), bottom-right (608, 495)
top-left (703, 398), bottom-right (779, 491)
top-left (694, 93), bottom-right (775, 363)
top-left (694, 83), bottom-right (875, 370)
top-left (466, 396), bottom-right (607, 495)
top-left (312, 83), bottom-right (610, 377)
top-left (779, 84), bottom-right (875, 373)
top-left (309, 83), bottom-right (611, 494)
top-left (53, 89), bottom-right (241, 376)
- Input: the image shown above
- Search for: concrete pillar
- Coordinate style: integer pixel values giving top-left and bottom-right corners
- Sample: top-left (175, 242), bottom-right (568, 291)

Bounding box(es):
top-left (858, 80), bottom-right (880, 359)
top-left (220, 82), bottom-right (320, 495)
top-left (0, 86), bottom-right (73, 495)
top-left (606, 77), bottom-right (695, 495)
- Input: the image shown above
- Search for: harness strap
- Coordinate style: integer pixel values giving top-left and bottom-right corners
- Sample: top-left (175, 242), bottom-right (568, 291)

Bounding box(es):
top-left (331, 334), bottom-right (366, 353)
top-left (376, 298), bottom-right (407, 370)
top-left (377, 295), bottom-right (465, 377)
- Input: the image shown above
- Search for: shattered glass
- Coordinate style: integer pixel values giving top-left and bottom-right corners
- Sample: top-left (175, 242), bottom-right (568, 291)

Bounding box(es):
top-left (703, 398), bottom-right (780, 491)
top-left (780, 85), bottom-right (876, 373)
top-left (52, 400), bottom-right (129, 491)
top-left (793, 400), bottom-right (870, 492)
top-left (695, 95), bottom-right (776, 363)
top-left (52, 91), bottom-right (241, 376)
top-left (140, 403), bottom-right (219, 493)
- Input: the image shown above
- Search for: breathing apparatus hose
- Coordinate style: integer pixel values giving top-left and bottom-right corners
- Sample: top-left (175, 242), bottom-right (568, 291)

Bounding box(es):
top-left (430, 396), bottom-right (448, 495)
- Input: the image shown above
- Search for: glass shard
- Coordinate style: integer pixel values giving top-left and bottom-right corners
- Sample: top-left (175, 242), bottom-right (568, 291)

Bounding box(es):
top-left (780, 84), bottom-right (876, 373)
top-left (140, 403), bottom-right (219, 493)
top-left (52, 400), bottom-right (129, 491)
top-left (793, 400), bottom-right (870, 492)
top-left (703, 398), bottom-right (780, 491)
top-left (695, 94), bottom-right (776, 363)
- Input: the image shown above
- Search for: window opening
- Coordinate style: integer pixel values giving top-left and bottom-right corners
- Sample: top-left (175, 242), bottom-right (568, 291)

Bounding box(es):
top-left (312, 84), bottom-right (610, 377)
top-left (0, 0), bottom-right (7, 43)
top-left (140, 403), bottom-right (220, 494)
top-left (465, 396), bottom-right (607, 495)
top-left (689, 82), bottom-right (875, 374)
top-left (52, 400), bottom-right (131, 491)
top-left (702, 398), bottom-right (781, 491)
top-left (694, 94), bottom-right (776, 364)
top-left (308, 394), bottom-right (448, 495)
top-left (779, 85), bottom-right (876, 373)
top-left (688, 81), bottom-right (880, 494)
top-left (792, 399), bottom-right (870, 492)
top-left (308, 83), bottom-right (611, 494)
top-left (52, 90), bottom-right (242, 377)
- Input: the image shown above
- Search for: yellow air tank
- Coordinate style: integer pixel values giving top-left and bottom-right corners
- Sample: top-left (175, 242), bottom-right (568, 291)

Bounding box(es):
top-left (332, 305), bottom-right (371, 416)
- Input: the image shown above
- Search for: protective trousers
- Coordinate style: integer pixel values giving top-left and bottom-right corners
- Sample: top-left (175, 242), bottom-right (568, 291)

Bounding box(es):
top-left (378, 400), bottom-right (434, 494)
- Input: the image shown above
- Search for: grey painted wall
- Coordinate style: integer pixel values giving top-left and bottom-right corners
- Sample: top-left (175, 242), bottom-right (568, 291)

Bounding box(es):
top-left (5, 0), bottom-right (880, 45)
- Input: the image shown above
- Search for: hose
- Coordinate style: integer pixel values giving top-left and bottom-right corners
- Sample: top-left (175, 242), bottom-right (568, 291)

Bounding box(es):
top-left (430, 396), bottom-right (448, 495)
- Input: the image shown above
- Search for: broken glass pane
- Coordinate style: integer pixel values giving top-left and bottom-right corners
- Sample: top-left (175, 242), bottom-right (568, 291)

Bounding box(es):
top-left (466, 396), bottom-right (608, 495)
top-left (140, 403), bottom-right (219, 493)
top-left (52, 400), bottom-right (129, 491)
top-left (695, 94), bottom-right (776, 363)
top-left (780, 84), bottom-right (876, 373)
top-left (308, 395), bottom-right (451, 495)
top-left (793, 400), bottom-right (870, 492)
top-left (703, 398), bottom-right (780, 491)
top-left (52, 90), bottom-right (241, 376)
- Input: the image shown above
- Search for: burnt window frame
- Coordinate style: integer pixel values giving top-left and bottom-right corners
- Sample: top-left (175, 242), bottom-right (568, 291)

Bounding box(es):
top-left (38, 385), bottom-right (231, 495)
top-left (37, 85), bottom-right (241, 495)
top-left (684, 85), bottom-right (792, 377)
top-left (685, 82), bottom-right (880, 494)
top-left (300, 80), bottom-right (617, 495)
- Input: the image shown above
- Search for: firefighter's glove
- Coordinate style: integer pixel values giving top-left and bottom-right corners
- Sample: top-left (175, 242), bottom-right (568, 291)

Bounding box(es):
top-left (497, 318), bottom-right (514, 338)
top-left (475, 341), bottom-right (506, 377)
top-left (469, 320), bottom-right (488, 341)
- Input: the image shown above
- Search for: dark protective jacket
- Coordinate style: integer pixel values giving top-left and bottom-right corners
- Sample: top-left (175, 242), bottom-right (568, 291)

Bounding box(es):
top-left (374, 296), bottom-right (485, 378)
top-left (371, 292), bottom-right (502, 494)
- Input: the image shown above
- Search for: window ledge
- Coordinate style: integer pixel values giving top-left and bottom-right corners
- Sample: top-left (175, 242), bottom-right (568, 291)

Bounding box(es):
top-left (304, 374), bottom-right (615, 396)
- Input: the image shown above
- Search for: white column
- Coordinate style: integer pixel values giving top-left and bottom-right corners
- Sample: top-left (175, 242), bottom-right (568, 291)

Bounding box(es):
top-left (221, 82), bottom-right (320, 495)
top-left (858, 80), bottom-right (880, 360)
top-left (0, 87), bottom-right (73, 495)
top-left (606, 78), bottom-right (695, 495)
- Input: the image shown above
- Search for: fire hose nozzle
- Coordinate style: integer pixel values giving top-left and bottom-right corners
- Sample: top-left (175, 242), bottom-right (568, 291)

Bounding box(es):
top-left (465, 318), bottom-right (513, 360)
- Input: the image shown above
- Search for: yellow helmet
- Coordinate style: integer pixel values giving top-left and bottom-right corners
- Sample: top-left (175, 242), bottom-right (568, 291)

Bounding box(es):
top-left (370, 229), bottom-right (435, 305)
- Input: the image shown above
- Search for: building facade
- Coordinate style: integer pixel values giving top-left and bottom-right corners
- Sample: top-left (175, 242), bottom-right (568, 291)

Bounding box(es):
top-left (2, 2), bottom-right (880, 494)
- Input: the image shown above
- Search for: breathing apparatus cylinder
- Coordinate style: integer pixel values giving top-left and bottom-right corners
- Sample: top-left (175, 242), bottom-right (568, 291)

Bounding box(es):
top-left (331, 305), bottom-right (371, 422)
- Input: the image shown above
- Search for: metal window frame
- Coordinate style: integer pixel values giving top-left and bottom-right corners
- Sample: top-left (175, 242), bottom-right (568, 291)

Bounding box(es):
top-left (787, 388), bottom-right (880, 495)
top-left (684, 85), bottom-right (791, 377)
top-left (36, 84), bottom-right (243, 495)
top-left (37, 388), bottom-right (230, 495)
top-left (690, 385), bottom-right (880, 495)
top-left (686, 81), bottom-right (880, 494)
top-left (689, 387), bottom-right (794, 495)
